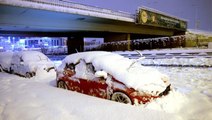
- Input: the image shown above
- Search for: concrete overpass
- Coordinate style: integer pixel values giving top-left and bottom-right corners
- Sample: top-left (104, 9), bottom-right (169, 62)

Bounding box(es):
top-left (0, 0), bottom-right (187, 53)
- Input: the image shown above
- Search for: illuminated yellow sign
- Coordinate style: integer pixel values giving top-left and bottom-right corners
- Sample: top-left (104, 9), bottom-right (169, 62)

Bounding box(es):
top-left (137, 8), bottom-right (187, 31)
top-left (141, 11), bottom-right (148, 23)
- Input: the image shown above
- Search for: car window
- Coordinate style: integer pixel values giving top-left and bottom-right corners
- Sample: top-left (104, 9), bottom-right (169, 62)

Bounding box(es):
top-left (64, 63), bottom-right (76, 76)
top-left (38, 55), bottom-right (48, 61)
top-left (23, 55), bottom-right (40, 61)
top-left (86, 63), bottom-right (95, 74)
top-left (65, 63), bottom-right (75, 70)
top-left (74, 59), bottom-right (95, 80)
top-left (20, 56), bottom-right (24, 62)
top-left (11, 54), bottom-right (20, 64)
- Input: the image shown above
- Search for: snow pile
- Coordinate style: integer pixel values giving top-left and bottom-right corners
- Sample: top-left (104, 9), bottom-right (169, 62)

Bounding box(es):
top-left (143, 90), bottom-right (188, 113)
top-left (0, 73), bottom-right (177, 120)
top-left (58, 51), bottom-right (169, 95)
top-left (0, 50), bottom-right (212, 120)
top-left (1, 65), bottom-right (211, 120)
top-left (153, 66), bottom-right (212, 120)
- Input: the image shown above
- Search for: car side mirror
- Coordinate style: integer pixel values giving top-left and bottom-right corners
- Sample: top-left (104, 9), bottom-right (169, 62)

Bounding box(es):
top-left (95, 71), bottom-right (107, 79)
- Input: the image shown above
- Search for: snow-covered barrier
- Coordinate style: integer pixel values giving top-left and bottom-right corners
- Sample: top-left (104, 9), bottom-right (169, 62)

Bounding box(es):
top-left (140, 57), bottom-right (212, 67)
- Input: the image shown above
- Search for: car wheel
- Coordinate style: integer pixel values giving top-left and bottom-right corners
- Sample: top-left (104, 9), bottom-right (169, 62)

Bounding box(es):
top-left (25, 72), bottom-right (32, 78)
top-left (111, 92), bottom-right (132, 104)
top-left (57, 81), bottom-right (69, 90)
top-left (10, 68), bottom-right (14, 74)
top-left (0, 65), bottom-right (3, 72)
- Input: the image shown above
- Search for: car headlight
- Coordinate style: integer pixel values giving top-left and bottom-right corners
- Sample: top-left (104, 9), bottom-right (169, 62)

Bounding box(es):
top-left (131, 91), bottom-right (151, 97)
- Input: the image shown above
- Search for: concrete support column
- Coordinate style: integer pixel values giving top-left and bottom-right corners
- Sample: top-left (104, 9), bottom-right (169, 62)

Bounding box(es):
top-left (67, 36), bottom-right (84, 54)
top-left (127, 33), bottom-right (131, 51)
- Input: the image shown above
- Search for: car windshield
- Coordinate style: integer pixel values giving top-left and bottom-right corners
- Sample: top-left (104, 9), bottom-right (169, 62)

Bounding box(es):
top-left (37, 55), bottom-right (48, 61)
top-left (72, 59), bottom-right (95, 80)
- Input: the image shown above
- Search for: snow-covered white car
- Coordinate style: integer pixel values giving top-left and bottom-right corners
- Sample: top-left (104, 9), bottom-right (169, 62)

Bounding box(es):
top-left (0, 51), bottom-right (14, 72)
top-left (57, 51), bottom-right (171, 105)
top-left (10, 51), bottom-right (55, 78)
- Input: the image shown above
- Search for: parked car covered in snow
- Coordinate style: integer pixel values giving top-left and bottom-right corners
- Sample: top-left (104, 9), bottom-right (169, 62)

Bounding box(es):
top-left (9, 51), bottom-right (55, 78)
top-left (0, 51), bottom-right (14, 72)
top-left (56, 51), bottom-right (171, 105)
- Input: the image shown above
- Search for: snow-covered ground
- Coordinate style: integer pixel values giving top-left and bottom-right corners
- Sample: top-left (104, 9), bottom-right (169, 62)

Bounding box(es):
top-left (150, 66), bottom-right (212, 119)
top-left (0, 72), bottom-right (175, 120)
top-left (0, 51), bottom-right (212, 120)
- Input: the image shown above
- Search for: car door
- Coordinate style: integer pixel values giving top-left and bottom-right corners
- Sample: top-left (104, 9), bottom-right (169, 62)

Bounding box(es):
top-left (17, 56), bottom-right (28, 76)
top-left (11, 53), bottom-right (29, 76)
top-left (11, 54), bottom-right (19, 74)
top-left (89, 77), bottom-right (108, 99)
top-left (65, 60), bottom-right (88, 93)
top-left (67, 59), bottom-right (108, 98)
top-left (80, 62), bottom-right (108, 99)
top-left (68, 59), bottom-right (93, 93)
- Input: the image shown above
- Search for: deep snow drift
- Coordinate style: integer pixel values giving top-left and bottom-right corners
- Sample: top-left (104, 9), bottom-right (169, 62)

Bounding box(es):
top-left (147, 67), bottom-right (212, 120)
top-left (0, 51), bottom-right (212, 120)
top-left (0, 72), bottom-right (176, 120)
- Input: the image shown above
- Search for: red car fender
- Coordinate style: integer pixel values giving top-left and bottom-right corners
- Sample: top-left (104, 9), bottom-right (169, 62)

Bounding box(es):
top-left (111, 77), bottom-right (164, 104)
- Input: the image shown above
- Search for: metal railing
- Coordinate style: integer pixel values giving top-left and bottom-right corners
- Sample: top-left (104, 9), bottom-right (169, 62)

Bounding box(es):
top-left (21, 0), bottom-right (135, 18)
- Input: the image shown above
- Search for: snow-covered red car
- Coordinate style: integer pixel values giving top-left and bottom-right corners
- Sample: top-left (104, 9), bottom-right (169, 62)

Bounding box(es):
top-left (56, 51), bottom-right (171, 105)
top-left (9, 51), bottom-right (55, 78)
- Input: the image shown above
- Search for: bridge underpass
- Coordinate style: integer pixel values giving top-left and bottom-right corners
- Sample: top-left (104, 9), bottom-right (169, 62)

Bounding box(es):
top-left (0, 0), bottom-right (187, 53)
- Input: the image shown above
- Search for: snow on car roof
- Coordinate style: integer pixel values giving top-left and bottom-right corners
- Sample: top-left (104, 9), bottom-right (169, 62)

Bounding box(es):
top-left (60, 51), bottom-right (169, 95)
top-left (15, 51), bottom-right (48, 61)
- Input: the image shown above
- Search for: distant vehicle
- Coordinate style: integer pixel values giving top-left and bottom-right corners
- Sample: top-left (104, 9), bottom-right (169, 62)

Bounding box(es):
top-left (56, 51), bottom-right (171, 105)
top-left (9, 51), bottom-right (55, 78)
top-left (0, 51), bottom-right (14, 72)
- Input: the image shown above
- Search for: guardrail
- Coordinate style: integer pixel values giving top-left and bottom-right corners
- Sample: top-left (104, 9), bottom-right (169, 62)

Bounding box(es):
top-left (115, 48), bottom-right (212, 59)
top-left (21, 0), bottom-right (134, 18)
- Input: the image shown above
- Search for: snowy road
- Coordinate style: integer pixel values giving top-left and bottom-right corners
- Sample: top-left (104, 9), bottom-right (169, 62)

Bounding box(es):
top-left (0, 51), bottom-right (212, 120)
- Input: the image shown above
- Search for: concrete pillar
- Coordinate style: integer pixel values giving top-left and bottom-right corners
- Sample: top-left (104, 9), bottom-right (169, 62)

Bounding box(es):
top-left (67, 36), bottom-right (84, 54)
top-left (127, 33), bottom-right (131, 51)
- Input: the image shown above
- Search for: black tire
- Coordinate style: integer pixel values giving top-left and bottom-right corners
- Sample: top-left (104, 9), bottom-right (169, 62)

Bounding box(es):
top-left (10, 68), bottom-right (14, 74)
top-left (57, 80), bottom-right (69, 90)
top-left (111, 92), bottom-right (132, 104)
top-left (0, 65), bottom-right (3, 72)
top-left (25, 72), bottom-right (32, 78)
top-left (32, 72), bottom-right (36, 76)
